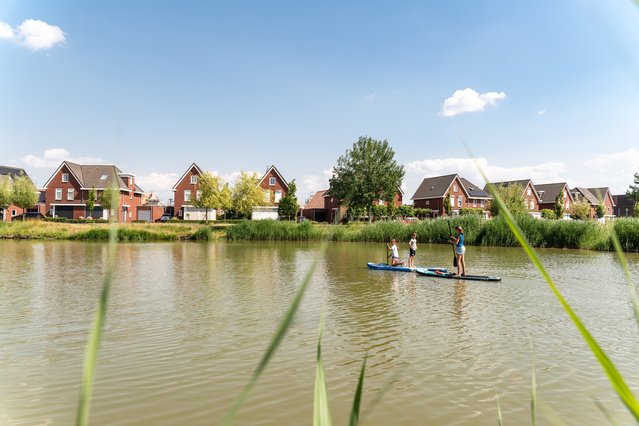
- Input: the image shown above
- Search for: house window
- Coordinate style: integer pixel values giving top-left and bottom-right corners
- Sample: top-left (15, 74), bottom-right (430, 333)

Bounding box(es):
top-left (62, 173), bottom-right (69, 182)
top-left (191, 175), bottom-right (197, 184)
top-left (425, 200), bottom-right (430, 206)
top-left (100, 174), bottom-right (108, 181)
top-left (275, 190), bottom-right (283, 202)
top-left (378, 199), bottom-right (385, 206)
top-left (11, 209), bottom-right (17, 217)
top-left (473, 199), bottom-right (477, 208)
top-left (481, 200), bottom-right (485, 207)
top-left (184, 190), bottom-right (191, 202)
top-left (269, 177), bottom-right (276, 186)
top-left (67, 188), bottom-right (74, 200)
top-left (457, 197), bottom-right (462, 208)
top-left (264, 190), bottom-right (270, 202)
top-left (449, 196), bottom-right (454, 207)
top-left (55, 188), bottom-right (62, 200)
top-left (566, 202), bottom-right (570, 210)
top-left (527, 188), bottom-right (531, 196)
top-left (530, 200), bottom-right (535, 210)
top-left (196, 190), bottom-right (202, 200)
top-left (563, 191), bottom-right (566, 199)
top-left (453, 184), bottom-right (458, 192)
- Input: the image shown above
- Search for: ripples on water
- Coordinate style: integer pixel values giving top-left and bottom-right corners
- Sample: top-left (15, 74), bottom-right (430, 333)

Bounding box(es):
top-left (1, 241), bottom-right (639, 425)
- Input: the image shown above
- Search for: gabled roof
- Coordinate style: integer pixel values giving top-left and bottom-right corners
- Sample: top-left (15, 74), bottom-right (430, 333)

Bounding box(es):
top-left (460, 178), bottom-right (491, 199)
top-left (0, 166), bottom-right (28, 178)
top-left (484, 179), bottom-right (539, 199)
top-left (411, 174), bottom-right (463, 200)
top-left (258, 165), bottom-right (289, 190)
top-left (304, 190), bottom-right (328, 209)
top-left (535, 182), bottom-right (573, 203)
top-left (42, 161), bottom-right (143, 193)
top-left (572, 187), bottom-right (614, 206)
top-left (172, 163), bottom-right (204, 190)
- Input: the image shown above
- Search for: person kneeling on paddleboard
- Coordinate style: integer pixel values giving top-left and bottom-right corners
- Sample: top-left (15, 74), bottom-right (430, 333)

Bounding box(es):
top-left (387, 239), bottom-right (405, 266)
top-left (449, 226), bottom-right (466, 276)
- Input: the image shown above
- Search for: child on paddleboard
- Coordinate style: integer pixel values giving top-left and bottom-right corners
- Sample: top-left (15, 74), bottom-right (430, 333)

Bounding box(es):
top-left (449, 226), bottom-right (466, 276)
top-left (387, 239), bottom-right (404, 266)
top-left (408, 232), bottom-right (417, 268)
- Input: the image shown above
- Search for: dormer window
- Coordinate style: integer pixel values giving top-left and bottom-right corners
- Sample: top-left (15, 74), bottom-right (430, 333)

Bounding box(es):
top-left (269, 177), bottom-right (276, 186)
top-left (100, 175), bottom-right (108, 181)
top-left (62, 173), bottom-right (69, 182)
top-left (191, 175), bottom-right (198, 184)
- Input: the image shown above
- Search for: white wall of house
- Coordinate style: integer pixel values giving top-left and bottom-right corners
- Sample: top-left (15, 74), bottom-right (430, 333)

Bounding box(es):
top-left (183, 207), bottom-right (216, 221)
top-left (252, 206), bottom-right (279, 220)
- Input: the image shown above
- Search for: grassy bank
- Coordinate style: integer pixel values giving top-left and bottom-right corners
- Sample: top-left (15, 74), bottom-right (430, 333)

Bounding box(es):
top-left (226, 216), bottom-right (639, 252)
top-left (0, 221), bottom-right (226, 241)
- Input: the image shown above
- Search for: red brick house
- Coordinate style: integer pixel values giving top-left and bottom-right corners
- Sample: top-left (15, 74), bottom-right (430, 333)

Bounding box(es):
top-left (412, 174), bottom-right (490, 218)
top-left (485, 179), bottom-right (541, 218)
top-left (0, 166), bottom-right (41, 221)
top-left (571, 187), bottom-right (616, 220)
top-left (301, 190), bottom-right (328, 222)
top-left (42, 161), bottom-right (145, 222)
top-left (322, 186), bottom-right (404, 223)
top-left (535, 182), bottom-right (574, 218)
top-left (257, 165), bottom-right (289, 205)
top-left (171, 163), bottom-right (217, 220)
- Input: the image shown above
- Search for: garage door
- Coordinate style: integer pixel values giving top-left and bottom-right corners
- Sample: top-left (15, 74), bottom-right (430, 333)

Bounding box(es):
top-left (54, 206), bottom-right (75, 219)
top-left (138, 209), bottom-right (152, 222)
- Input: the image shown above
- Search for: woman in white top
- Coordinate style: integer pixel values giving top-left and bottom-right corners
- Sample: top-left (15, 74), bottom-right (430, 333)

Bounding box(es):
top-left (387, 239), bottom-right (404, 266)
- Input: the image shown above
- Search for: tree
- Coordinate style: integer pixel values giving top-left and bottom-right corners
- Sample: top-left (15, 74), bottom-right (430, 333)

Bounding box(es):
top-left (554, 191), bottom-right (565, 220)
top-left (627, 170), bottom-right (639, 203)
top-left (443, 193), bottom-right (452, 216)
top-left (278, 179), bottom-right (299, 220)
top-left (541, 209), bottom-right (556, 219)
top-left (329, 136), bottom-right (404, 223)
top-left (595, 203), bottom-right (605, 219)
top-left (11, 173), bottom-right (38, 220)
top-left (218, 183), bottom-right (233, 219)
top-left (570, 199), bottom-right (591, 220)
top-left (231, 171), bottom-right (264, 219)
top-left (100, 186), bottom-right (119, 222)
top-left (0, 177), bottom-right (13, 221)
top-left (191, 172), bottom-right (227, 223)
top-left (87, 187), bottom-right (97, 218)
top-left (487, 184), bottom-right (527, 217)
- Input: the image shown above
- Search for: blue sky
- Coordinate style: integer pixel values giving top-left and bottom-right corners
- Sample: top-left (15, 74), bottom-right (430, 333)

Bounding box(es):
top-left (2, 1), bottom-right (639, 204)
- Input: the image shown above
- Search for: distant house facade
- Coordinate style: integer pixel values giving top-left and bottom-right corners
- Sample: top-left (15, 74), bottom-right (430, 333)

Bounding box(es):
top-left (0, 166), bottom-right (41, 222)
top-left (301, 190), bottom-right (328, 222)
top-left (535, 182), bottom-right (574, 219)
top-left (485, 179), bottom-right (541, 218)
top-left (613, 194), bottom-right (636, 218)
top-left (571, 187), bottom-right (616, 220)
top-left (258, 165), bottom-right (289, 205)
top-left (412, 174), bottom-right (490, 218)
top-left (42, 161), bottom-right (145, 222)
top-left (172, 163), bottom-right (217, 221)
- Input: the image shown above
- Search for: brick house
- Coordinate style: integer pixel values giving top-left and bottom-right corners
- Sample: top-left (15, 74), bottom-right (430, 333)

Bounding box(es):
top-left (322, 186), bottom-right (404, 223)
top-left (571, 187), bottom-right (616, 220)
top-left (412, 174), bottom-right (490, 218)
top-left (0, 166), bottom-right (41, 221)
top-left (171, 163), bottom-right (217, 221)
top-left (613, 194), bottom-right (636, 218)
top-left (257, 165), bottom-right (289, 205)
top-left (301, 190), bottom-right (328, 222)
top-left (484, 179), bottom-right (541, 218)
top-left (535, 182), bottom-right (574, 219)
top-left (41, 161), bottom-right (145, 222)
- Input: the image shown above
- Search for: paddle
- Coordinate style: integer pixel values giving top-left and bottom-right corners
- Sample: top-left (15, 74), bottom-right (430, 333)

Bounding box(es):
top-left (448, 221), bottom-right (458, 268)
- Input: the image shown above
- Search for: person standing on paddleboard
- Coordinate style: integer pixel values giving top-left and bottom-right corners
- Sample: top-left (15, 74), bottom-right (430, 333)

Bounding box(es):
top-left (449, 226), bottom-right (466, 276)
top-left (408, 232), bottom-right (417, 268)
top-left (387, 239), bottom-right (404, 266)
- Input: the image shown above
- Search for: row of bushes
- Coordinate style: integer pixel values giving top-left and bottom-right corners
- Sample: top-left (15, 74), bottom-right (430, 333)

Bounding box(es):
top-left (225, 216), bottom-right (639, 252)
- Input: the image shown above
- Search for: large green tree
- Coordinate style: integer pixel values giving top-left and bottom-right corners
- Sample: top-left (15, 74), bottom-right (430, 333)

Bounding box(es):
top-left (554, 191), bottom-right (565, 219)
top-left (278, 179), bottom-right (299, 220)
top-left (570, 199), bottom-right (591, 220)
top-left (627, 170), bottom-right (639, 202)
top-left (487, 184), bottom-right (527, 217)
top-left (328, 136), bottom-right (404, 223)
top-left (0, 177), bottom-right (13, 221)
top-left (11, 174), bottom-right (38, 220)
top-left (231, 171), bottom-right (264, 219)
top-left (191, 172), bottom-right (228, 222)
top-left (100, 186), bottom-right (119, 221)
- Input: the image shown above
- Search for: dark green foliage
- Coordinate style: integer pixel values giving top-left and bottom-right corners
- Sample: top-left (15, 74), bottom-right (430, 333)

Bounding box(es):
top-left (329, 136), bottom-right (404, 222)
top-left (596, 203), bottom-right (605, 219)
top-left (87, 187), bottom-right (97, 217)
top-left (71, 228), bottom-right (177, 241)
top-left (11, 173), bottom-right (39, 214)
top-left (443, 193), bottom-right (452, 216)
top-left (541, 209), bottom-right (556, 219)
top-left (487, 183), bottom-right (527, 217)
top-left (614, 218), bottom-right (639, 252)
top-left (190, 226), bottom-right (213, 241)
top-left (627, 170), bottom-right (639, 203)
top-left (459, 207), bottom-right (484, 216)
top-left (278, 179), bottom-right (299, 220)
top-left (554, 192), bottom-right (565, 219)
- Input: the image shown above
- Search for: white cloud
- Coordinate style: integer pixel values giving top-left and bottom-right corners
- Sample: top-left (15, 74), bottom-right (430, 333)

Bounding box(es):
top-left (1, 19), bottom-right (65, 50)
top-left (440, 88), bottom-right (506, 117)
top-left (0, 21), bottom-right (13, 39)
top-left (537, 109), bottom-right (546, 116)
top-left (581, 148), bottom-right (639, 193)
top-left (298, 170), bottom-right (332, 203)
top-left (22, 148), bottom-right (105, 168)
top-left (136, 172), bottom-right (179, 191)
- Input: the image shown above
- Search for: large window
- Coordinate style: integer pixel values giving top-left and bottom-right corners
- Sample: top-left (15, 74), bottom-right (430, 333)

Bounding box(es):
top-left (275, 190), bottom-right (283, 202)
top-left (55, 188), bottom-right (62, 200)
top-left (62, 173), bottom-right (69, 182)
top-left (457, 196), bottom-right (462, 207)
top-left (191, 175), bottom-right (197, 184)
top-left (67, 188), bottom-right (74, 200)
top-left (184, 190), bottom-right (191, 202)
top-left (269, 177), bottom-right (276, 186)
top-left (196, 190), bottom-right (202, 200)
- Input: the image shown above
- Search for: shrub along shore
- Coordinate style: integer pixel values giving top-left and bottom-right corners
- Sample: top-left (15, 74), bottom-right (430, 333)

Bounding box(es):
top-left (2, 216), bottom-right (639, 252)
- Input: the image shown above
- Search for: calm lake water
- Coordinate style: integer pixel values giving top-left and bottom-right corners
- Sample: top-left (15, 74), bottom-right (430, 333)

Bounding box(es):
top-left (2, 240), bottom-right (639, 425)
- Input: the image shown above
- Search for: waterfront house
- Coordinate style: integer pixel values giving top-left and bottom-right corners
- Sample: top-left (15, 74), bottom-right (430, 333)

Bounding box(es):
top-left (535, 182), bottom-right (574, 218)
top-left (323, 186), bottom-right (404, 223)
top-left (484, 179), bottom-right (541, 218)
top-left (301, 190), bottom-right (328, 222)
top-left (0, 166), bottom-right (41, 221)
top-left (571, 187), bottom-right (616, 220)
top-left (412, 174), bottom-right (490, 218)
top-left (613, 194), bottom-right (636, 217)
top-left (171, 163), bottom-right (218, 221)
top-left (42, 161), bottom-right (145, 222)
top-left (257, 165), bottom-right (289, 205)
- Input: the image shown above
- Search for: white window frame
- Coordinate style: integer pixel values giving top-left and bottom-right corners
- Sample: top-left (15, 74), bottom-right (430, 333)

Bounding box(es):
top-left (425, 200), bottom-right (430, 206)
top-left (55, 188), bottom-right (62, 200)
top-left (184, 190), bottom-right (191, 202)
top-left (67, 188), bottom-right (74, 200)
top-left (269, 177), bottom-right (276, 186)
top-left (275, 190), bottom-right (283, 202)
top-left (453, 184), bottom-right (458, 192)
top-left (530, 200), bottom-right (535, 210)
top-left (457, 196), bottom-right (462, 208)
top-left (196, 190), bottom-right (202, 201)
top-left (191, 175), bottom-right (198, 184)
top-left (264, 189), bottom-right (270, 202)
top-left (527, 188), bottom-right (531, 196)
top-left (11, 209), bottom-right (17, 217)
top-left (62, 173), bottom-right (69, 183)
top-left (473, 199), bottom-right (477, 208)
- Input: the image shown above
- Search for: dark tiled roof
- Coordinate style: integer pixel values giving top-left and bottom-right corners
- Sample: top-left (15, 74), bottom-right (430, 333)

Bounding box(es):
top-left (411, 174), bottom-right (457, 200)
top-left (258, 165), bottom-right (289, 190)
top-left (588, 187), bottom-right (611, 203)
top-left (571, 187), bottom-right (599, 206)
top-left (484, 179), bottom-right (532, 195)
top-left (0, 166), bottom-right (28, 177)
top-left (304, 190), bottom-right (328, 209)
top-left (460, 178), bottom-right (490, 199)
top-left (535, 183), bottom-right (571, 203)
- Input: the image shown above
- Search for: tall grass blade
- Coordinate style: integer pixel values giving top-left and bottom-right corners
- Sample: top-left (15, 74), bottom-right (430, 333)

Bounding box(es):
top-left (75, 224), bottom-right (118, 426)
top-left (496, 395), bottom-right (504, 426)
top-left (531, 366), bottom-right (537, 426)
top-left (466, 144), bottom-right (639, 421)
top-left (609, 231), bottom-right (639, 331)
top-left (223, 242), bottom-right (327, 425)
top-left (349, 355), bottom-right (367, 426)
top-left (314, 319), bottom-right (332, 426)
